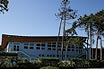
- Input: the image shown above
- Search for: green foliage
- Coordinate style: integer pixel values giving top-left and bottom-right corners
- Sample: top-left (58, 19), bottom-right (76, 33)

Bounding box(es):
top-left (17, 62), bottom-right (36, 68)
top-left (67, 9), bottom-right (104, 41)
top-left (89, 59), bottom-right (98, 67)
top-left (2, 56), bottom-right (104, 68)
top-left (17, 58), bottom-right (41, 68)
top-left (70, 58), bottom-right (89, 67)
top-left (0, 58), bottom-right (17, 67)
top-left (57, 60), bottom-right (71, 67)
top-left (38, 58), bottom-right (60, 66)
top-left (89, 59), bottom-right (104, 67)
top-left (0, 0), bottom-right (9, 13)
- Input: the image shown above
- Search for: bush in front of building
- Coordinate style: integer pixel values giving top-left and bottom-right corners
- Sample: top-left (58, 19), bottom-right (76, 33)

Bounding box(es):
top-left (57, 60), bottom-right (71, 67)
top-left (89, 59), bottom-right (104, 67)
top-left (38, 57), bottom-right (60, 67)
top-left (89, 59), bottom-right (98, 67)
top-left (70, 58), bottom-right (90, 67)
top-left (70, 58), bottom-right (83, 67)
top-left (57, 58), bottom-right (89, 68)
top-left (17, 59), bottom-right (41, 68)
top-left (0, 56), bottom-right (17, 68)
top-left (17, 59), bottom-right (32, 68)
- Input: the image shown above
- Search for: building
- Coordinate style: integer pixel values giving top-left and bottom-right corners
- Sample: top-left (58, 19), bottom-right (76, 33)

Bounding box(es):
top-left (91, 48), bottom-right (104, 60)
top-left (1, 34), bottom-right (87, 60)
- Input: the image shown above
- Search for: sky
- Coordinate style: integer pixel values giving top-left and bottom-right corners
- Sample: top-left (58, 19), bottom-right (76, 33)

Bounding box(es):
top-left (0, 0), bottom-right (104, 45)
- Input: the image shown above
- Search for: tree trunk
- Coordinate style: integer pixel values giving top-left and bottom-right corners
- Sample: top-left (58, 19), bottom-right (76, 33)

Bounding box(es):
top-left (61, 7), bottom-right (66, 60)
top-left (95, 36), bottom-right (98, 60)
top-left (100, 37), bottom-right (102, 60)
top-left (61, 20), bottom-right (66, 60)
top-left (86, 37), bottom-right (89, 59)
top-left (90, 27), bottom-right (93, 59)
top-left (57, 18), bottom-right (62, 57)
top-left (91, 37), bottom-right (93, 59)
top-left (65, 40), bottom-right (70, 60)
top-left (86, 30), bottom-right (89, 60)
top-left (65, 43), bottom-right (68, 60)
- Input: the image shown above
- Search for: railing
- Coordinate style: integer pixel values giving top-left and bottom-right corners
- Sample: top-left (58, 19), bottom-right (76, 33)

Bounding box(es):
top-left (18, 51), bottom-right (31, 58)
top-left (8, 50), bottom-right (31, 60)
top-left (8, 49), bottom-right (39, 60)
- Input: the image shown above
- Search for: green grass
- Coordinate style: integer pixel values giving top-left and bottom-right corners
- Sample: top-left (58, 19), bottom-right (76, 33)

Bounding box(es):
top-left (40, 66), bottom-right (59, 69)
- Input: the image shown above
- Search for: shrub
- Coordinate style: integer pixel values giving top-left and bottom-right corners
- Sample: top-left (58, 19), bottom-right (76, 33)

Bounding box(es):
top-left (70, 58), bottom-right (87, 67)
top-left (89, 59), bottom-right (104, 67)
top-left (89, 59), bottom-right (98, 67)
top-left (38, 58), bottom-right (60, 66)
top-left (57, 60), bottom-right (71, 67)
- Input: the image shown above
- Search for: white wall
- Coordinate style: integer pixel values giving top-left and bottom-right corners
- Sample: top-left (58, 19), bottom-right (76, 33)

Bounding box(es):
top-left (6, 41), bottom-right (86, 60)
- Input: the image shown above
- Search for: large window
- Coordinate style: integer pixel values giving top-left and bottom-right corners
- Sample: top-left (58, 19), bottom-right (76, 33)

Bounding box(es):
top-left (36, 47), bottom-right (40, 50)
top-left (79, 46), bottom-right (83, 49)
top-left (57, 42), bottom-right (61, 47)
top-left (39, 54), bottom-right (41, 57)
top-left (24, 46), bottom-right (28, 49)
top-left (14, 46), bottom-right (16, 51)
top-left (17, 46), bottom-right (19, 51)
top-left (48, 48), bottom-right (51, 50)
top-left (47, 42), bottom-right (57, 50)
top-left (52, 48), bottom-right (56, 50)
top-left (13, 45), bottom-right (19, 51)
top-left (30, 47), bottom-right (34, 49)
top-left (30, 42), bottom-right (34, 46)
top-left (71, 45), bottom-right (74, 52)
top-left (53, 55), bottom-right (55, 57)
top-left (52, 42), bottom-right (56, 47)
top-left (41, 42), bottom-right (45, 50)
top-left (41, 43), bottom-right (45, 47)
top-left (48, 42), bottom-right (51, 47)
top-left (42, 54), bottom-right (44, 57)
top-left (76, 46), bottom-right (79, 52)
top-left (58, 48), bottom-right (61, 51)
top-left (57, 42), bottom-right (62, 51)
top-left (24, 42), bottom-right (34, 50)
top-left (36, 42), bottom-right (41, 50)
top-left (36, 44), bottom-right (40, 46)
top-left (36, 42), bottom-right (46, 50)
top-left (47, 42), bottom-right (56, 48)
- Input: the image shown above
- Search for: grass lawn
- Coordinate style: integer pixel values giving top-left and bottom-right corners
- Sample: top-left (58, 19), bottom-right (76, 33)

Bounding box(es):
top-left (40, 66), bottom-right (59, 69)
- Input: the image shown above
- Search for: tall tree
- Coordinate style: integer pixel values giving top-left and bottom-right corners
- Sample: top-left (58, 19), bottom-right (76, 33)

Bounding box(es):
top-left (0, 0), bottom-right (9, 13)
top-left (76, 14), bottom-right (95, 59)
top-left (94, 10), bottom-right (104, 60)
top-left (56, 0), bottom-right (77, 60)
top-left (68, 10), bottom-right (104, 60)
